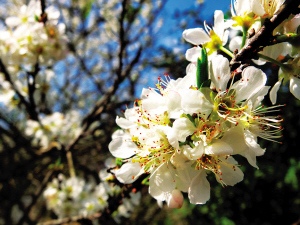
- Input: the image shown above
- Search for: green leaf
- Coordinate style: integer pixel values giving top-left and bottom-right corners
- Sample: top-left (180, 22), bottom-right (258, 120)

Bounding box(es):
top-left (142, 175), bottom-right (150, 185)
top-left (200, 79), bottom-right (211, 89)
top-left (81, 0), bottom-right (94, 19)
top-left (116, 158), bottom-right (123, 167)
top-left (196, 47), bottom-right (209, 89)
top-left (186, 114), bottom-right (196, 127)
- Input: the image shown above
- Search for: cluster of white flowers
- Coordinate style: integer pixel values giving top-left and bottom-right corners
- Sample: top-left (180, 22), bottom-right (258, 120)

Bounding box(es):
top-left (0, 0), bottom-right (68, 66)
top-left (107, 0), bottom-right (300, 208)
top-left (25, 111), bottom-right (81, 149)
top-left (44, 157), bottom-right (141, 222)
top-left (44, 174), bottom-right (109, 218)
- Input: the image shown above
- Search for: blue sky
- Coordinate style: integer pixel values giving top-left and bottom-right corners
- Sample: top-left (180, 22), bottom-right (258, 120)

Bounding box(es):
top-left (156, 0), bottom-right (231, 48)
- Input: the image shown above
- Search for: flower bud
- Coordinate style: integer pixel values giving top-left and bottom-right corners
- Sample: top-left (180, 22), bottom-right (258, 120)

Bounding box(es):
top-left (167, 189), bottom-right (184, 209)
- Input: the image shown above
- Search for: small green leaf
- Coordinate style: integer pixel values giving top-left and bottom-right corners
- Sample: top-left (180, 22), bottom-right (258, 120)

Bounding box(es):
top-left (142, 175), bottom-right (150, 185)
top-left (186, 114), bottom-right (196, 127)
top-left (196, 57), bottom-right (201, 89)
top-left (196, 47), bottom-right (209, 89)
top-left (116, 158), bottom-right (123, 167)
top-left (200, 79), bottom-right (211, 89)
top-left (210, 90), bottom-right (217, 102)
top-left (81, 0), bottom-right (93, 19)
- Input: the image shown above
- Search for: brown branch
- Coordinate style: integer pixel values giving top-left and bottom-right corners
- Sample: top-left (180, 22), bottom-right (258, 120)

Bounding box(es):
top-left (39, 0), bottom-right (47, 23)
top-left (230, 0), bottom-right (300, 71)
top-left (0, 58), bottom-right (39, 120)
top-left (66, 0), bottom-right (143, 153)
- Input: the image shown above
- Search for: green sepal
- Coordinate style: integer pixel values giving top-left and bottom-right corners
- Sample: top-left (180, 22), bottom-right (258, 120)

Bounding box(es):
top-left (142, 175), bottom-right (150, 185)
top-left (196, 47), bottom-right (209, 89)
top-left (200, 79), bottom-right (211, 89)
top-left (210, 91), bottom-right (217, 102)
top-left (116, 158), bottom-right (123, 167)
top-left (209, 110), bottom-right (219, 122)
top-left (48, 157), bottom-right (63, 170)
top-left (191, 134), bottom-right (201, 142)
top-left (189, 142), bottom-right (195, 148)
top-left (186, 114), bottom-right (196, 127)
top-left (81, 0), bottom-right (94, 19)
top-left (227, 89), bottom-right (236, 96)
top-left (179, 141), bottom-right (188, 146)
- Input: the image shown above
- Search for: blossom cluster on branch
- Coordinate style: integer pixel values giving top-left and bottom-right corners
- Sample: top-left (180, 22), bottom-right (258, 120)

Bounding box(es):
top-left (0, 0), bottom-right (68, 66)
top-left (43, 158), bottom-right (141, 222)
top-left (109, 0), bottom-right (300, 208)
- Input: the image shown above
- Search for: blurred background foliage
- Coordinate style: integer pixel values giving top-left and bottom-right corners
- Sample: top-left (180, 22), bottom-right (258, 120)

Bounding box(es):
top-left (0, 0), bottom-right (299, 224)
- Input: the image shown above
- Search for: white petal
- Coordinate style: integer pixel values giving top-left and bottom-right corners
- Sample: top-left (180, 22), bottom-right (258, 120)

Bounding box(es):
top-left (165, 90), bottom-right (182, 118)
top-left (229, 36), bottom-right (242, 52)
top-left (249, 86), bottom-right (270, 109)
top-left (222, 30), bottom-right (229, 46)
top-left (182, 28), bottom-right (210, 45)
top-left (111, 129), bottom-right (125, 139)
top-left (205, 141), bottom-right (233, 156)
top-left (259, 44), bottom-right (284, 62)
top-left (232, 66), bottom-right (267, 103)
top-left (172, 117), bottom-right (196, 142)
top-left (5, 17), bottom-right (21, 28)
top-left (150, 163), bottom-right (176, 192)
top-left (290, 76), bottom-right (300, 100)
top-left (210, 55), bottom-right (231, 92)
top-left (213, 10), bottom-right (224, 39)
top-left (234, 0), bottom-right (251, 17)
top-left (188, 170), bottom-right (210, 204)
top-left (218, 158), bottom-right (244, 186)
top-left (183, 142), bottom-right (204, 160)
top-left (108, 136), bottom-right (138, 158)
top-left (114, 162), bottom-right (143, 184)
top-left (244, 130), bottom-right (265, 168)
top-left (185, 47), bottom-right (202, 62)
top-left (149, 178), bottom-right (171, 201)
top-left (270, 79), bottom-right (282, 105)
top-left (116, 117), bottom-right (136, 129)
top-left (181, 89), bottom-right (214, 119)
top-left (251, 0), bottom-right (265, 16)
top-left (220, 127), bottom-right (247, 154)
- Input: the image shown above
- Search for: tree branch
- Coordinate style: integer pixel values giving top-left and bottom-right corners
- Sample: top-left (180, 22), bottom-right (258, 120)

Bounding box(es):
top-left (0, 58), bottom-right (39, 120)
top-left (230, 0), bottom-right (300, 71)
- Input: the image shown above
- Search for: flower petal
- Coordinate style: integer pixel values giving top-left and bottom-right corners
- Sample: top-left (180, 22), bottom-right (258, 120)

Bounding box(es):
top-left (205, 140), bottom-right (233, 156)
top-left (182, 28), bottom-right (210, 45)
top-left (150, 163), bottom-right (176, 192)
top-left (108, 135), bottom-right (138, 158)
top-left (290, 76), bottom-right (300, 100)
top-left (218, 157), bottom-right (244, 186)
top-left (114, 162), bottom-right (143, 184)
top-left (181, 89), bottom-right (214, 119)
top-left (172, 117), bottom-right (196, 142)
top-left (270, 79), bottom-right (282, 104)
top-left (183, 142), bottom-right (205, 160)
top-left (210, 55), bottom-right (231, 92)
top-left (185, 47), bottom-right (202, 62)
top-left (232, 66), bottom-right (267, 103)
top-left (229, 36), bottom-right (242, 52)
top-left (188, 170), bottom-right (210, 204)
top-left (213, 10), bottom-right (224, 40)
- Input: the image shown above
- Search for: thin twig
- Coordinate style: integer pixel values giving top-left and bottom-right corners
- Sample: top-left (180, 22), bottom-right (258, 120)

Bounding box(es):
top-left (0, 58), bottom-right (39, 120)
top-left (66, 0), bottom-right (143, 153)
top-left (17, 170), bottom-right (55, 225)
